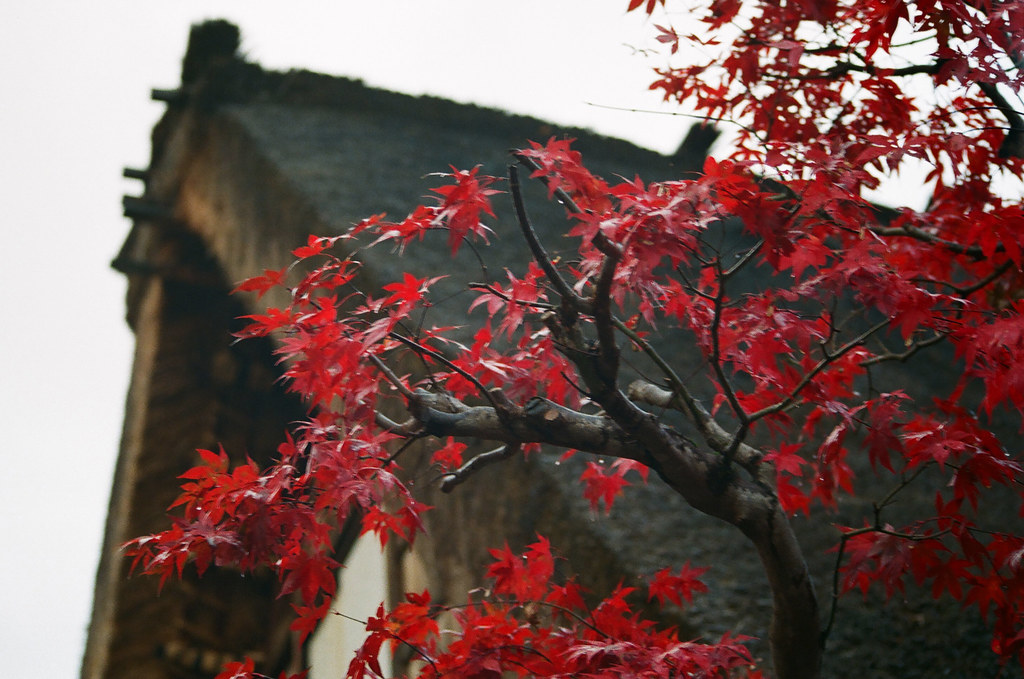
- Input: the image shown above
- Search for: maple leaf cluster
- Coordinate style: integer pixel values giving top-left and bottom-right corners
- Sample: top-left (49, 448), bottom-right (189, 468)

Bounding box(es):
top-left (126, 2), bottom-right (1024, 678)
top-left (348, 538), bottom-right (752, 679)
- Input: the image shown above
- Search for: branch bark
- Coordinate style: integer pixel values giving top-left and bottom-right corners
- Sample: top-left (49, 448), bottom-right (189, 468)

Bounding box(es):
top-left (399, 384), bottom-right (821, 678)
top-left (375, 158), bottom-right (824, 678)
top-left (503, 164), bottom-right (820, 678)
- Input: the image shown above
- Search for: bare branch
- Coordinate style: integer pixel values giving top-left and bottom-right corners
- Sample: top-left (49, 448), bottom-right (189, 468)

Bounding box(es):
top-left (388, 332), bottom-right (501, 411)
top-left (709, 263), bottom-right (748, 425)
top-left (955, 260), bottom-right (1014, 297)
top-left (978, 81), bottom-right (1024, 158)
top-left (507, 164), bottom-right (590, 313)
top-left (374, 410), bottom-right (420, 436)
top-left (870, 224), bottom-right (988, 259)
top-left (440, 443), bottom-right (520, 493)
top-left (613, 317), bottom-right (768, 478)
top-left (468, 282), bottom-right (555, 312)
top-left (861, 331), bottom-right (947, 366)
top-left (827, 61), bottom-right (941, 78)
top-left (746, 318), bottom-right (889, 422)
top-left (591, 232), bottom-right (624, 387)
top-left (723, 241), bottom-right (764, 279)
top-left (368, 353), bottom-right (416, 400)
top-left (409, 389), bottom-right (642, 462)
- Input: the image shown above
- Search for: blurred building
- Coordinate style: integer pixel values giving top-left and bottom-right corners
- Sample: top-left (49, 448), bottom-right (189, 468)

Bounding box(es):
top-left (83, 20), bottom-right (1013, 679)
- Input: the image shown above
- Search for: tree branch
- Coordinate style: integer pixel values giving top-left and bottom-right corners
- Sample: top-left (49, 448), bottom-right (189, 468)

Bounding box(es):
top-left (591, 232), bottom-right (624, 389)
top-left (870, 224), bottom-right (988, 259)
top-left (374, 410), bottom-right (420, 436)
top-left (368, 352), bottom-right (416, 400)
top-left (978, 81), bottom-right (1024, 159)
top-left (387, 332), bottom-right (502, 412)
top-left (626, 380), bottom-right (766, 477)
top-left (408, 389), bottom-right (643, 463)
top-left (440, 443), bottom-right (520, 493)
top-left (397, 328), bottom-right (819, 679)
top-left (746, 318), bottom-right (889, 422)
top-left (507, 164), bottom-right (590, 314)
top-left (709, 263), bottom-right (748, 425)
top-left (861, 330), bottom-right (947, 366)
top-left (405, 387), bottom-right (777, 527)
top-left (512, 153), bottom-right (585, 216)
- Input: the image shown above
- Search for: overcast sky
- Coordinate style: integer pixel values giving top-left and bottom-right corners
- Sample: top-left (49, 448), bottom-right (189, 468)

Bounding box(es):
top-left (0, 3), bottom-right (691, 676)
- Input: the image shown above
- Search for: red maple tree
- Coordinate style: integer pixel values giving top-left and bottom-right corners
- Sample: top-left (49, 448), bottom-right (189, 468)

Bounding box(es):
top-left (126, 2), bottom-right (1024, 678)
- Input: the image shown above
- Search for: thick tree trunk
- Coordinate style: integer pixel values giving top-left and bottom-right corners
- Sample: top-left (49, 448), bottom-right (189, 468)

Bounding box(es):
top-left (743, 506), bottom-right (822, 679)
top-left (650, 442), bottom-right (822, 679)
top-left (621, 381), bottom-right (822, 676)
top-left (410, 392), bottom-right (823, 678)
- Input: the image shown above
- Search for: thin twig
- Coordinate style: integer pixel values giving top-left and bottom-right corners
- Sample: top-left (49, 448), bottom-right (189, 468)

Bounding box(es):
top-left (861, 331), bottom-right (947, 366)
top-left (821, 530), bottom-right (851, 646)
top-left (467, 282), bottom-right (556, 311)
top-left (956, 260), bottom-right (1014, 297)
top-left (439, 443), bottom-right (521, 493)
top-left (709, 261), bottom-right (748, 425)
top-left (385, 434), bottom-right (428, 468)
top-left (746, 318), bottom-right (889, 422)
top-left (722, 240), bottom-right (765, 279)
top-left (368, 353), bottom-right (416, 400)
top-left (615, 321), bottom-right (729, 448)
top-left (388, 332), bottom-right (501, 411)
top-left (582, 102), bottom-right (760, 138)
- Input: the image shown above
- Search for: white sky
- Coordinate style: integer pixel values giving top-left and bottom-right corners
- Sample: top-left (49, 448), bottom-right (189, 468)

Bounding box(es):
top-left (0, 3), bottom-right (688, 676)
